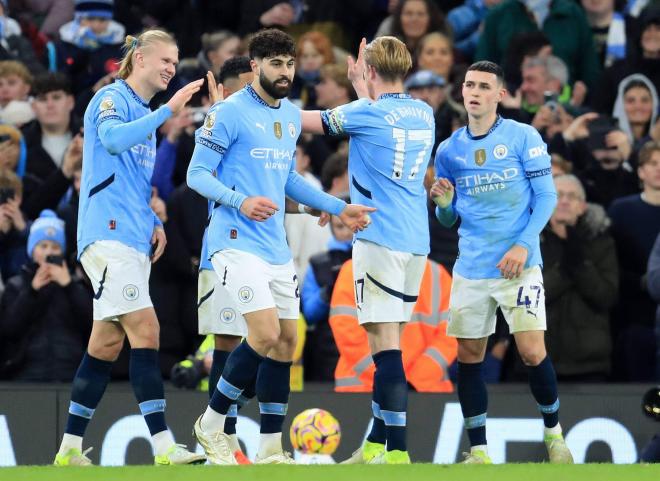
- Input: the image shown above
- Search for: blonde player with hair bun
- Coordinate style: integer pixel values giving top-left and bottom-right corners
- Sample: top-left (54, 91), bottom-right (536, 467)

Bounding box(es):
top-left (54, 29), bottom-right (206, 466)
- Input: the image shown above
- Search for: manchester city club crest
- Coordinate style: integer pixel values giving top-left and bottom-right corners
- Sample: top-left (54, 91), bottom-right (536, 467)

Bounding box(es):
top-left (493, 144), bottom-right (508, 159)
top-left (288, 122), bottom-right (296, 138)
top-left (204, 111), bottom-right (216, 129)
top-left (220, 308), bottom-right (236, 324)
top-left (474, 148), bottom-right (487, 166)
top-left (123, 284), bottom-right (139, 301)
top-left (274, 121), bottom-right (282, 139)
top-left (100, 97), bottom-right (114, 111)
top-left (238, 286), bottom-right (254, 303)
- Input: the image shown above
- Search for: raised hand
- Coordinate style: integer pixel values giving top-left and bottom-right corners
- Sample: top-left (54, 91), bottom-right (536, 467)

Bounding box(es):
top-left (347, 38), bottom-right (370, 99)
top-left (207, 71), bottom-right (225, 104)
top-left (167, 78), bottom-right (205, 114)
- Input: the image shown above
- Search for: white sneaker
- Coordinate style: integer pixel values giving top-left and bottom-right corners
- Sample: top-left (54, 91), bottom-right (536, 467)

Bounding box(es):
top-left (154, 444), bottom-right (206, 465)
top-left (192, 415), bottom-right (237, 465)
top-left (254, 451), bottom-right (295, 464)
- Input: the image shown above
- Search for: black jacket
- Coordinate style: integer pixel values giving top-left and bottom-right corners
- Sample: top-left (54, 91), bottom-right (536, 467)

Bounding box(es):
top-left (0, 263), bottom-right (92, 381)
top-left (541, 204), bottom-right (619, 377)
top-left (21, 117), bottom-right (82, 220)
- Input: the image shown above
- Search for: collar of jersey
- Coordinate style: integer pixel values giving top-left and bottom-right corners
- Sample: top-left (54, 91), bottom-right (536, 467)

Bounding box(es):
top-left (378, 93), bottom-right (411, 101)
top-left (117, 79), bottom-right (149, 108)
top-left (245, 84), bottom-right (281, 109)
top-left (466, 115), bottom-right (502, 140)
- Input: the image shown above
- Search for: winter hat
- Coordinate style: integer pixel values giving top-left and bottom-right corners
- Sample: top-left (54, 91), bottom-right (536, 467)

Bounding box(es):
top-left (75, 0), bottom-right (114, 19)
top-left (27, 209), bottom-right (66, 257)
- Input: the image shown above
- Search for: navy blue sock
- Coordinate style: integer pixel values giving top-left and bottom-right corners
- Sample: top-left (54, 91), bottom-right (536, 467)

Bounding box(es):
top-left (209, 350), bottom-right (230, 400)
top-left (457, 361), bottom-right (488, 447)
top-left (366, 365), bottom-right (386, 444)
top-left (225, 373), bottom-right (257, 435)
top-left (129, 348), bottom-right (167, 436)
top-left (528, 356), bottom-right (560, 428)
top-left (209, 341), bottom-right (263, 415)
top-left (65, 353), bottom-right (113, 436)
top-left (256, 357), bottom-right (291, 434)
top-left (373, 350), bottom-right (407, 452)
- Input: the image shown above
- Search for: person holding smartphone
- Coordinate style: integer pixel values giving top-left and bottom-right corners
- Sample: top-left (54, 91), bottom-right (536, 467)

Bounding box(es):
top-left (0, 209), bottom-right (92, 382)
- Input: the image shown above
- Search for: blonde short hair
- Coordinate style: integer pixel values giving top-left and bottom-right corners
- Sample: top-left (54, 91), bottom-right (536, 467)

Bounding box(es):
top-left (117, 30), bottom-right (177, 80)
top-left (364, 36), bottom-right (412, 82)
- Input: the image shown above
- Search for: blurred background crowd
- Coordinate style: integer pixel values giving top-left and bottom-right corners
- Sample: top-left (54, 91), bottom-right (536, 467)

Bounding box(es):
top-left (0, 0), bottom-right (658, 391)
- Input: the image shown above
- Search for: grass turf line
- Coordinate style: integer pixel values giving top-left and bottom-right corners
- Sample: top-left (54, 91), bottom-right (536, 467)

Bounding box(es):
top-left (1, 465), bottom-right (659, 481)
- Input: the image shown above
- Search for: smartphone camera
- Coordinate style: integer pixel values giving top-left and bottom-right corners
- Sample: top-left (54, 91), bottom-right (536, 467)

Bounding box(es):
top-left (46, 254), bottom-right (64, 265)
top-left (0, 187), bottom-right (15, 205)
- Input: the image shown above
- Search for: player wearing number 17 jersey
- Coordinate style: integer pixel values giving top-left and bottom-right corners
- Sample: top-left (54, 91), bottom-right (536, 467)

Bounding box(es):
top-left (303, 36), bottom-right (435, 465)
top-left (431, 61), bottom-right (573, 464)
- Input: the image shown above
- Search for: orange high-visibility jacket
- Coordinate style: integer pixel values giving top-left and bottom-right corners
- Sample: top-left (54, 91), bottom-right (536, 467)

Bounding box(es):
top-left (329, 258), bottom-right (457, 392)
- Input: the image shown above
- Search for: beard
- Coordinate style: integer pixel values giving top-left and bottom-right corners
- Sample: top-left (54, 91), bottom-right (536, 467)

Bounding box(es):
top-left (259, 70), bottom-right (292, 99)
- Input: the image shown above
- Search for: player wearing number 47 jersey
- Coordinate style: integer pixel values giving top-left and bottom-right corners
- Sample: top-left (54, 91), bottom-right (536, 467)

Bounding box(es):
top-left (303, 36), bottom-right (435, 465)
top-left (431, 61), bottom-right (573, 464)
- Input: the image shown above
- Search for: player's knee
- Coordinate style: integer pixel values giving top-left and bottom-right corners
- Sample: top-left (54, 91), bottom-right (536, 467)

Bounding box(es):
top-left (249, 328), bottom-right (280, 353)
top-left (457, 342), bottom-right (486, 363)
top-left (88, 336), bottom-right (124, 361)
top-left (518, 347), bottom-right (545, 367)
top-left (276, 329), bottom-right (298, 357)
top-left (215, 335), bottom-right (242, 351)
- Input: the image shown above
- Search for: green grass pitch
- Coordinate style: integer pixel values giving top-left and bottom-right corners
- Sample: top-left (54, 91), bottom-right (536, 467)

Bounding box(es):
top-left (1, 464), bottom-right (659, 481)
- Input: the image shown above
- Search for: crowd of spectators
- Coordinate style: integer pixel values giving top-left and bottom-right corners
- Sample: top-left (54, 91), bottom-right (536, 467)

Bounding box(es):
top-left (0, 0), bottom-right (658, 387)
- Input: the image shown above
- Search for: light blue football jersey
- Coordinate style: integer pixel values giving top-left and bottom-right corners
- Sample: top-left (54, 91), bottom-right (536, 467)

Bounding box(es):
top-left (188, 84), bottom-right (345, 265)
top-left (78, 79), bottom-right (171, 258)
top-left (321, 94), bottom-right (435, 255)
top-left (434, 117), bottom-right (554, 279)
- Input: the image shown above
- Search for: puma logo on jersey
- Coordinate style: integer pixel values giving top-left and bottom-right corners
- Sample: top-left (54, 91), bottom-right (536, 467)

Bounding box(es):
top-left (255, 122), bottom-right (266, 132)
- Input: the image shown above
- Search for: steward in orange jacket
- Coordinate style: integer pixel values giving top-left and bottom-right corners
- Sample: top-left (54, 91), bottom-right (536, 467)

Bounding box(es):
top-left (329, 258), bottom-right (457, 392)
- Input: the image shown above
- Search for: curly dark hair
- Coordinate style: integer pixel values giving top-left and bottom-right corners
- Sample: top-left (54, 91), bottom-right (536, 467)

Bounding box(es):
top-left (248, 28), bottom-right (296, 60)
top-left (390, 0), bottom-right (451, 49)
top-left (218, 56), bottom-right (252, 83)
top-left (31, 72), bottom-right (73, 97)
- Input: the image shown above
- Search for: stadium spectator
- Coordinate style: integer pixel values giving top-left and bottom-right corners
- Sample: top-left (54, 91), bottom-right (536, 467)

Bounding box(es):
top-left (55, 0), bottom-right (125, 93)
top-left (648, 233), bottom-right (660, 380)
top-left (0, 123), bottom-right (26, 177)
top-left (501, 30), bottom-right (552, 94)
top-left (612, 74), bottom-right (658, 155)
top-left (301, 210), bottom-right (353, 382)
top-left (608, 140), bottom-right (660, 382)
top-left (56, 156), bottom-right (81, 263)
top-left (291, 31), bottom-right (335, 109)
top-left (0, 168), bottom-right (28, 283)
top-left (541, 174), bottom-right (618, 381)
top-left (284, 140), bottom-right (330, 284)
top-left (592, 4), bottom-right (660, 115)
top-left (582, 0), bottom-right (634, 69)
top-left (329, 258), bottom-right (456, 392)
top-left (184, 30), bottom-right (240, 81)
top-left (405, 69), bottom-right (460, 152)
top-left (19, 0), bottom-right (75, 38)
top-left (0, 209), bottom-right (91, 382)
top-left (556, 112), bottom-right (639, 208)
top-left (476, 0), bottom-right (600, 90)
top-left (0, 60), bottom-right (32, 113)
top-left (501, 55), bottom-right (576, 137)
top-left (415, 32), bottom-right (455, 85)
top-left (21, 73), bottom-right (82, 220)
top-left (447, 0), bottom-right (503, 60)
top-left (0, 1), bottom-right (43, 74)
top-left (376, 0), bottom-right (451, 56)
top-left (304, 65), bottom-right (353, 176)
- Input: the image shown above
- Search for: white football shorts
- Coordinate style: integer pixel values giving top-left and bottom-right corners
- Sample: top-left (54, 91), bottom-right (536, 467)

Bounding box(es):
top-left (352, 239), bottom-right (427, 325)
top-left (80, 240), bottom-right (153, 321)
top-left (448, 265), bottom-right (547, 338)
top-left (211, 249), bottom-right (299, 320)
top-left (197, 268), bottom-right (248, 337)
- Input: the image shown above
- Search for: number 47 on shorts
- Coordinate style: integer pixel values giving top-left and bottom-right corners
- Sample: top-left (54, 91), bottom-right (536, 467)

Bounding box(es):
top-left (516, 285), bottom-right (541, 308)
